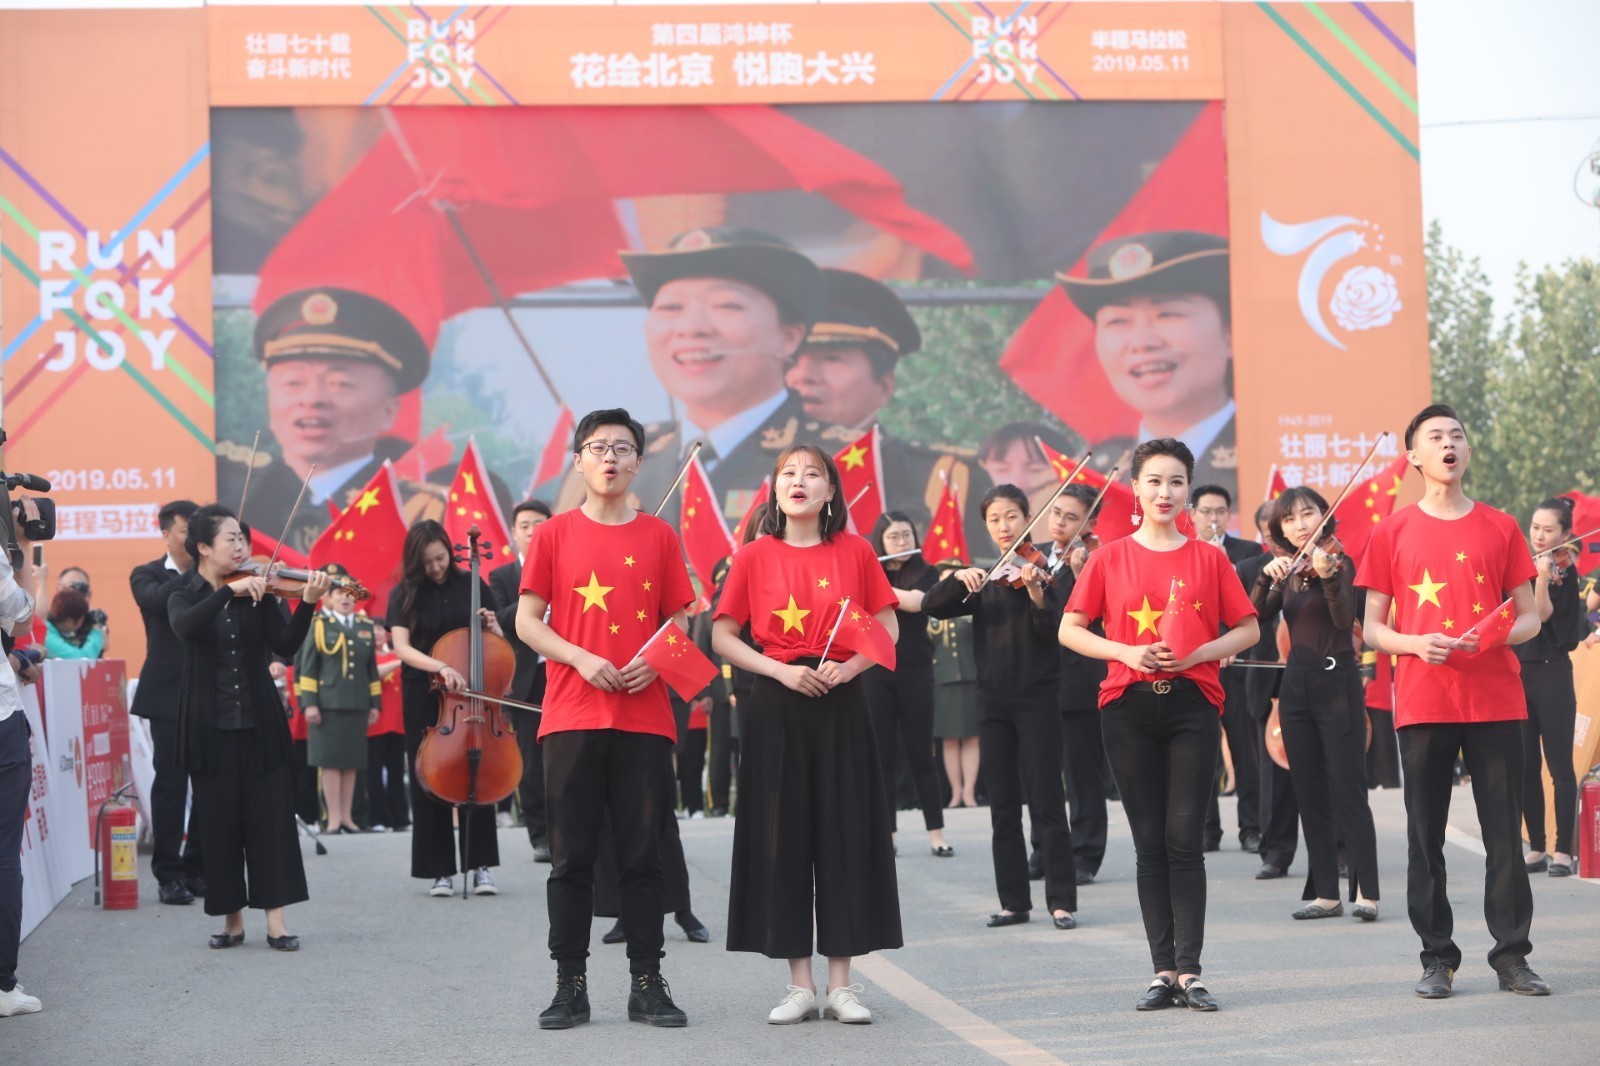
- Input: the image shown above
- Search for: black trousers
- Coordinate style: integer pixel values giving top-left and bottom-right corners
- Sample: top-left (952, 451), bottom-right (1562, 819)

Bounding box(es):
top-left (1520, 659), bottom-right (1578, 854)
top-left (1205, 668), bottom-right (1261, 846)
top-left (0, 713), bottom-right (29, 993)
top-left (594, 791), bottom-right (692, 916)
top-left (403, 684), bottom-right (499, 879)
top-left (365, 732), bottom-right (410, 830)
top-left (676, 726), bottom-right (707, 815)
top-left (1366, 708), bottom-right (1402, 790)
top-left (507, 707), bottom-right (547, 846)
top-left (191, 728), bottom-right (309, 917)
top-left (544, 729), bottom-right (672, 976)
top-left (1257, 713), bottom-right (1300, 870)
top-left (146, 716), bottom-right (204, 884)
top-left (706, 699), bottom-right (736, 810)
top-left (1280, 658), bottom-right (1379, 902)
top-left (983, 688), bottom-right (1075, 915)
top-left (864, 662), bottom-right (945, 833)
top-left (1061, 709), bottom-right (1110, 875)
top-left (288, 739), bottom-right (321, 827)
top-left (728, 672), bottom-right (902, 959)
top-left (1102, 685), bottom-right (1219, 975)
top-left (1399, 719), bottom-right (1534, 973)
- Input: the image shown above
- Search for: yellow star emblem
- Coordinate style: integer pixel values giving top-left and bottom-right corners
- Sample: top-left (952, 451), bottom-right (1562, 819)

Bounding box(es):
top-left (772, 595), bottom-right (811, 634)
top-left (1500, 607), bottom-right (1512, 620)
top-left (573, 571), bottom-right (614, 613)
top-left (608, 623), bottom-right (620, 635)
top-left (636, 609), bottom-right (647, 622)
top-left (1475, 572), bottom-right (1485, 584)
top-left (666, 633), bottom-right (679, 645)
top-left (1127, 595), bottom-right (1162, 637)
top-left (850, 611), bottom-right (863, 621)
top-left (1192, 601), bottom-right (1204, 611)
top-left (1472, 602), bottom-right (1484, 615)
top-left (462, 472), bottom-right (477, 495)
top-left (354, 487), bottom-right (382, 515)
top-left (1443, 618), bottom-right (1455, 630)
top-left (335, 529), bottom-right (355, 542)
top-left (642, 579), bottom-right (653, 592)
top-left (1408, 569), bottom-right (1446, 608)
top-left (839, 444), bottom-right (868, 471)
top-left (817, 577), bottom-right (830, 589)
top-left (1455, 551), bottom-right (1467, 563)
top-left (624, 555), bottom-right (636, 567)
top-left (837, 597), bottom-right (849, 609)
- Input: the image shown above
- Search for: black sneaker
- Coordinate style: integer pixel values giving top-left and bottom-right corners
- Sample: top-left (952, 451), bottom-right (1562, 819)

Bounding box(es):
top-left (627, 972), bottom-right (688, 1027)
top-left (539, 974), bottom-right (591, 1030)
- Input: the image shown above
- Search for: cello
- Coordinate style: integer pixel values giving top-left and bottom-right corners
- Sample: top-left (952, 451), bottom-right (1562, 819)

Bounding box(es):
top-left (413, 525), bottom-right (523, 897)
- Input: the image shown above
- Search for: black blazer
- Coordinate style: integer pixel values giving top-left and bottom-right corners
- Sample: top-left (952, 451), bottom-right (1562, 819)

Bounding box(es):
top-left (1216, 534), bottom-right (1264, 566)
top-left (490, 559), bottom-right (544, 703)
top-left (129, 556), bottom-right (187, 721)
top-left (169, 570), bottom-right (317, 773)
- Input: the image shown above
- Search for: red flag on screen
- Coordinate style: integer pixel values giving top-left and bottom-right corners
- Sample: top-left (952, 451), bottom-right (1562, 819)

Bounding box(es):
top-left (1264, 464), bottom-right (1288, 503)
top-left (1558, 491), bottom-right (1600, 575)
top-left (636, 619), bottom-right (718, 700)
top-left (1033, 437), bottom-right (1195, 541)
top-left (249, 527), bottom-right (311, 571)
top-left (392, 424), bottom-right (454, 483)
top-left (533, 405), bottom-right (575, 489)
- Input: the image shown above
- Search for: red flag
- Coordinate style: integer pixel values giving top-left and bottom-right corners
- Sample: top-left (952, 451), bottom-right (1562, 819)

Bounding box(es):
top-left (311, 463), bottom-right (408, 610)
top-left (445, 437), bottom-right (517, 568)
top-left (922, 476), bottom-right (970, 566)
top-left (1033, 437), bottom-right (1194, 541)
top-left (828, 599), bottom-right (897, 671)
top-left (1264, 464), bottom-right (1288, 504)
top-left (679, 453), bottom-right (737, 596)
top-left (1457, 596), bottom-right (1516, 655)
top-left (834, 426), bottom-right (886, 533)
top-left (999, 102), bottom-right (1228, 442)
top-left (249, 526), bottom-right (311, 571)
top-left (392, 424), bottom-right (455, 483)
top-left (636, 619), bottom-right (718, 700)
top-left (533, 405), bottom-right (575, 489)
top-left (1558, 491), bottom-right (1600, 575)
top-left (1157, 577), bottom-right (1213, 661)
top-left (1332, 456), bottom-right (1409, 563)
top-left (731, 478), bottom-right (771, 547)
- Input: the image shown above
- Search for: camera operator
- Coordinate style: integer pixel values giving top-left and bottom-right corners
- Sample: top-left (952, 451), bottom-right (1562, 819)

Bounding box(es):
top-left (1, 498), bottom-right (43, 1017)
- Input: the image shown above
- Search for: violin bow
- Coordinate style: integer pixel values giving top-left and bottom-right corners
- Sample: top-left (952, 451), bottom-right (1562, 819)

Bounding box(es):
top-left (237, 430), bottom-right (262, 514)
top-left (1534, 526), bottom-right (1600, 560)
top-left (259, 464), bottom-right (316, 592)
top-left (877, 549), bottom-right (922, 562)
top-left (846, 483), bottom-right (873, 512)
top-left (1059, 466), bottom-right (1119, 564)
top-left (653, 440), bottom-right (704, 518)
top-left (1269, 433), bottom-right (1389, 591)
top-left (965, 449), bottom-right (1092, 601)
top-left (445, 689), bottom-right (544, 715)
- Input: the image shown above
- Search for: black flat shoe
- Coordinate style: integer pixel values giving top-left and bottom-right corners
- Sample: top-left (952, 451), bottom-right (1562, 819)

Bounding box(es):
top-left (1075, 869), bottom-right (1096, 885)
top-left (1548, 859), bottom-right (1574, 877)
top-left (1524, 855), bottom-right (1549, 873)
top-left (266, 935), bottom-right (299, 952)
top-left (1255, 863), bottom-right (1285, 880)
top-left (1135, 977), bottom-right (1177, 1011)
top-left (601, 919), bottom-right (625, 945)
top-left (1352, 903), bottom-right (1379, 922)
top-left (932, 844), bottom-right (955, 858)
top-left (1052, 913), bottom-right (1077, 930)
top-left (208, 932), bottom-right (244, 949)
top-left (1179, 978), bottom-right (1218, 1012)
top-left (1292, 902), bottom-right (1344, 920)
top-left (675, 911), bottom-right (711, 944)
top-left (986, 911), bottom-right (1030, 928)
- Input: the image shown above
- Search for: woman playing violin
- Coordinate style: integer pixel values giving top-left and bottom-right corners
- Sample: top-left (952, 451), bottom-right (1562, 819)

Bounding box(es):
top-left (386, 519), bottom-right (505, 898)
top-left (169, 504), bottom-right (331, 952)
top-left (1253, 487), bottom-right (1380, 922)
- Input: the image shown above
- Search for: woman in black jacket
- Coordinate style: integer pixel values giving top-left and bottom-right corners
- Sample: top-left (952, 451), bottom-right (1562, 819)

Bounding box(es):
top-left (170, 504), bottom-right (328, 951)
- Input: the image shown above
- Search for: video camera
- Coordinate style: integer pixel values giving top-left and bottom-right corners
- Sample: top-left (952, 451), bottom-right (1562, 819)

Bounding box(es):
top-left (0, 427), bottom-right (57, 570)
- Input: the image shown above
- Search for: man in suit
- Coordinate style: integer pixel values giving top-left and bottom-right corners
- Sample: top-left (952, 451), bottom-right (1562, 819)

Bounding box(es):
top-left (1193, 484), bottom-right (1264, 854)
top-left (128, 499), bottom-right (203, 904)
top-left (1238, 501), bottom-right (1299, 879)
top-left (490, 498), bottom-right (552, 862)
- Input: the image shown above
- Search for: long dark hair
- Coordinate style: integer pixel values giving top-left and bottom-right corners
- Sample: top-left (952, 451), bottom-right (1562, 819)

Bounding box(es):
top-left (1268, 486), bottom-right (1338, 555)
top-left (759, 444), bottom-right (851, 541)
top-left (871, 510), bottom-right (931, 583)
top-left (397, 519), bottom-right (456, 627)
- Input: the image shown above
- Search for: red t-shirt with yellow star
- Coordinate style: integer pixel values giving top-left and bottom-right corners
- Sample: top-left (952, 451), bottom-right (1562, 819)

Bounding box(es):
top-left (521, 508), bottom-right (695, 741)
top-left (1355, 501), bottom-right (1535, 727)
top-left (715, 533), bottom-right (898, 663)
top-left (1065, 537), bottom-right (1257, 712)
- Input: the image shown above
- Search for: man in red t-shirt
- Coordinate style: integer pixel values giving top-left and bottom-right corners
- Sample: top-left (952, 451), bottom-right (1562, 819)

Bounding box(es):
top-left (1357, 404), bottom-right (1547, 1000)
top-left (516, 409), bottom-right (695, 1030)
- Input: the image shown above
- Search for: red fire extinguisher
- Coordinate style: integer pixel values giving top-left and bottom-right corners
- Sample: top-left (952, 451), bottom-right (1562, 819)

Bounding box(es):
top-left (1580, 766), bottom-right (1600, 880)
top-left (95, 785), bottom-right (139, 910)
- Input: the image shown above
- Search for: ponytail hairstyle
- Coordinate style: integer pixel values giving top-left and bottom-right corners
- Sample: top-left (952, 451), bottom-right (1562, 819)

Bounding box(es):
top-left (1533, 495), bottom-right (1574, 534)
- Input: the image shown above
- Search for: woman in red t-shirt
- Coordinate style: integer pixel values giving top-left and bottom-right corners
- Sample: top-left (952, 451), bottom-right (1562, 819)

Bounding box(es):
top-left (712, 443), bottom-right (902, 1026)
top-left (1060, 438), bottom-right (1259, 1013)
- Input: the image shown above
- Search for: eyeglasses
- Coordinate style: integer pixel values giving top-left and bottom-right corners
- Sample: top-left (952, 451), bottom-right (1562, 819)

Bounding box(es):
top-left (1193, 507), bottom-right (1231, 519)
top-left (580, 441), bottom-right (637, 458)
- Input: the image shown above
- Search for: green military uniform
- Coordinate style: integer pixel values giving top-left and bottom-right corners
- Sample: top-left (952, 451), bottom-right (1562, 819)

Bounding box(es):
top-left (929, 614), bottom-right (980, 740)
top-left (295, 568), bottom-right (383, 771)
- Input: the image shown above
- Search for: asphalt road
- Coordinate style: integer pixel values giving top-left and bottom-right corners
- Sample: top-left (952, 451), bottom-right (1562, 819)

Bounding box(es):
top-left (6, 788), bottom-right (1597, 1064)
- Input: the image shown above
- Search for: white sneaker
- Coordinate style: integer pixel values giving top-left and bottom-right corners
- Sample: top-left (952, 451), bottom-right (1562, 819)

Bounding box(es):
top-left (472, 868), bottom-right (498, 896)
top-left (368, 824), bottom-right (389, 833)
top-left (825, 984), bottom-right (872, 1024)
top-left (767, 985), bottom-right (818, 1024)
top-left (0, 983), bottom-right (42, 1017)
top-left (496, 811), bottom-right (515, 828)
top-left (429, 876), bottom-right (453, 897)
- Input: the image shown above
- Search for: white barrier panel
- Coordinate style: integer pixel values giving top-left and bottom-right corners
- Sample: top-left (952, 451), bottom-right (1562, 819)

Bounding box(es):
top-left (42, 664), bottom-right (93, 885)
top-left (19, 686), bottom-right (70, 941)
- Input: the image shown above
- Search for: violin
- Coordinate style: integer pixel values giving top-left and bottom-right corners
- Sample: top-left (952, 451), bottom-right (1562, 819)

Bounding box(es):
top-left (412, 526), bottom-right (523, 879)
top-left (222, 558), bottom-right (369, 600)
top-left (1072, 531), bottom-right (1102, 554)
top-left (1548, 544), bottom-right (1575, 586)
top-left (994, 542), bottom-right (1055, 589)
top-left (1287, 533), bottom-right (1347, 581)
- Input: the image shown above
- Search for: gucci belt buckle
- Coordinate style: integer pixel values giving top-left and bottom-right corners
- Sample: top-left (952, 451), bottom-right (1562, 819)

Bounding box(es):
top-left (1152, 679), bottom-right (1173, 695)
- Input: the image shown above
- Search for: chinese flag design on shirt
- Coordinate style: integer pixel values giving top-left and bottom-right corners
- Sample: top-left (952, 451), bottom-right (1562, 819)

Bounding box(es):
top-left (311, 462), bottom-right (408, 611)
top-left (521, 509), bottom-right (695, 741)
top-left (445, 437), bottom-right (516, 567)
top-left (922, 477), bottom-right (970, 565)
top-left (1332, 455), bottom-right (1408, 563)
top-left (1354, 502), bottom-right (1536, 727)
top-left (834, 426), bottom-right (886, 533)
top-left (715, 533), bottom-right (898, 664)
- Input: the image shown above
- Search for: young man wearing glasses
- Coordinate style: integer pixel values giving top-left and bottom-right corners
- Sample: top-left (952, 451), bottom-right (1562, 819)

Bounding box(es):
top-left (517, 409), bottom-right (697, 1031)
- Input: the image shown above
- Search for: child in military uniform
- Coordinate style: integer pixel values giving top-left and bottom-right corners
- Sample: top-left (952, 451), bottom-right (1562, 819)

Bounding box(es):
top-left (295, 564), bottom-right (382, 835)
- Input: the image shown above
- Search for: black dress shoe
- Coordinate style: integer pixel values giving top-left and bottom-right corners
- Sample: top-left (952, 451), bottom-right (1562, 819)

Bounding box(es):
top-left (986, 911), bottom-right (1030, 928)
top-left (183, 876), bottom-right (207, 898)
top-left (601, 919), bottom-right (625, 945)
top-left (207, 932), bottom-right (244, 949)
top-left (932, 844), bottom-right (955, 858)
top-left (1135, 977), bottom-right (1177, 1011)
top-left (539, 974), bottom-right (591, 1029)
top-left (1414, 963), bottom-right (1453, 999)
top-left (675, 910), bottom-right (711, 943)
top-left (1203, 839), bottom-right (1222, 853)
top-left (1497, 960), bottom-right (1550, 996)
top-left (1255, 863), bottom-right (1285, 880)
top-left (532, 842), bottom-right (552, 863)
top-left (707, 807), bottom-right (728, 818)
top-left (1179, 978), bottom-right (1218, 1012)
top-left (1075, 869), bottom-right (1096, 885)
top-left (159, 880), bottom-right (195, 905)
top-left (1052, 913), bottom-right (1077, 930)
top-left (1292, 902), bottom-right (1344, 920)
top-left (1026, 850), bottom-right (1044, 880)
top-left (1240, 830), bottom-right (1262, 853)
top-left (266, 934), bottom-right (300, 952)
top-left (1548, 859), bottom-right (1574, 877)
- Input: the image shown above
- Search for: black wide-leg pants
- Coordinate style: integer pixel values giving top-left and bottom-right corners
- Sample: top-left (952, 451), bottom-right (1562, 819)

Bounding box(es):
top-left (191, 728), bottom-right (308, 917)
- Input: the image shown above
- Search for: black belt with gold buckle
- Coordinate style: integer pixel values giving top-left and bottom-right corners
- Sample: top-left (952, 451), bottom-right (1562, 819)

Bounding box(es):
top-left (1129, 678), bottom-right (1196, 696)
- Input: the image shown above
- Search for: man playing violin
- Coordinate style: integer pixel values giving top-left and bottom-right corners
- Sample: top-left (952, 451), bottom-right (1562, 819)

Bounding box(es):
top-left (517, 408), bottom-right (695, 1030)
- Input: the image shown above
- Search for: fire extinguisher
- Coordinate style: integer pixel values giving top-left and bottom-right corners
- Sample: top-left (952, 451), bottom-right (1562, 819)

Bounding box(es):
top-left (95, 783), bottom-right (139, 910)
top-left (1581, 766), bottom-right (1600, 880)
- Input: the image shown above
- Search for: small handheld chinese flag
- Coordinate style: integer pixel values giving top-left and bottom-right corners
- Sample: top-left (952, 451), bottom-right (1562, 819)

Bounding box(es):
top-left (1456, 596), bottom-right (1515, 655)
top-left (833, 426), bottom-right (885, 533)
top-left (445, 437), bottom-right (516, 567)
top-left (922, 476), bottom-right (970, 566)
top-left (1157, 577), bottom-right (1212, 662)
top-left (311, 462), bottom-right (408, 610)
top-left (829, 599), bottom-right (897, 671)
top-left (636, 619), bottom-right (718, 700)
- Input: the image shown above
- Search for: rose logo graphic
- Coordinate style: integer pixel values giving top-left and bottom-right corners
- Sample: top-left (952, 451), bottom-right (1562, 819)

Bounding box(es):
top-left (1260, 212), bottom-right (1401, 350)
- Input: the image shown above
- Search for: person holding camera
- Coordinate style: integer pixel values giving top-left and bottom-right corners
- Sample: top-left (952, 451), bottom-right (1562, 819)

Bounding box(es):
top-left (44, 588), bottom-right (106, 660)
top-left (1, 498), bottom-right (43, 1016)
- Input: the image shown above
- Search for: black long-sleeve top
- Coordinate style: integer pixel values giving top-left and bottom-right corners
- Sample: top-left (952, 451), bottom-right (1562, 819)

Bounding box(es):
top-left (885, 561), bottom-right (939, 667)
top-left (1515, 571), bottom-right (1586, 661)
top-left (1250, 562), bottom-right (1357, 666)
top-left (1045, 561), bottom-right (1107, 712)
top-left (169, 569), bottom-right (318, 773)
top-left (923, 571), bottom-right (1060, 697)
